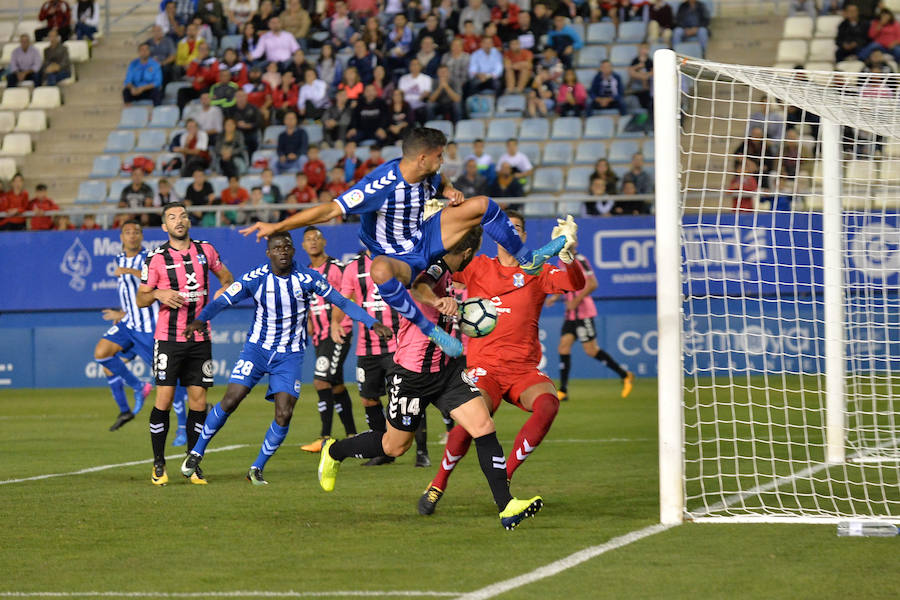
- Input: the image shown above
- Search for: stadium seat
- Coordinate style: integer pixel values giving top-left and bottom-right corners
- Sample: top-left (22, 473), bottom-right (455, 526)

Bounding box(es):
top-left (542, 142), bottom-right (573, 166)
top-left (149, 105), bottom-right (179, 128)
top-left (815, 15), bottom-right (842, 38)
top-left (584, 115), bottom-right (615, 139)
top-left (262, 125), bottom-right (285, 149)
top-left (587, 22), bottom-right (616, 44)
top-left (484, 142), bottom-right (504, 160)
top-left (104, 130), bottom-right (135, 153)
top-left (610, 44), bottom-right (639, 67)
top-left (155, 152), bottom-right (177, 174)
top-left (0, 88), bottom-right (30, 111)
top-left (486, 119), bottom-right (518, 142)
top-left (0, 133), bottom-right (32, 155)
top-left (29, 86), bottom-right (61, 109)
top-left (454, 119), bottom-right (485, 143)
top-left (90, 155), bottom-right (121, 178)
top-left (107, 179), bottom-right (131, 202)
top-left (531, 167), bottom-right (564, 193)
top-left (0, 43), bottom-right (15, 65)
top-left (319, 147), bottom-right (343, 166)
top-left (495, 94), bottom-right (526, 116)
top-left (209, 175), bottom-right (230, 196)
top-left (576, 45), bottom-right (607, 68)
top-left (551, 117), bottom-right (582, 140)
top-left (565, 166), bottom-right (594, 191)
top-left (518, 118), bottom-right (550, 141)
top-left (674, 41), bottom-right (704, 58)
top-left (617, 21), bottom-right (646, 43)
top-left (523, 201), bottom-right (557, 217)
top-left (164, 81), bottom-right (191, 105)
top-left (519, 142), bottom-right (541, 165)
top-left (14, 110), bottom-right (46, 132)
top-left (804, 61), bottom-right (833, 71)
top-left (574, 140), bottom-right (607, 165)
top-left (0, 22), bottom-right (14, 43)
top-left (609, 140), bottom-right (641, 164)
top-left (15, 20), bottom-right (42, 40)
top-left (467, 95), bottom-right (494, 118)
top-left (219, 34), bottom-right (242, 52)
top-left (64, 40), bottom-right (90, 63)
top-left (76, 180), bottom-right (107, 204)
top-left (273, 173), bottom-right (295, 192)
top-left (776, 40), bottom-right (808, 65)
top-left (783, 16), bottom-right (814, 39)
top-left (173, 177), bottom-right (192, 197)
top-left (381, 145), bottom-right (402, 161)
top-left (835, 59), bottom-right (865, 72)
top-left (118, 106), bottom-right (149, 129)
top-left (135, 129), bottom-right (167, 152)
top-left (0, 156), bottom-right (16, 181)
top-left (807, 39), bottom-right (835, 63)
top-left (301, 123), bottom-right (323, 146)
top-left (424, 119), bottom-right (453, 139)
top-left (248, 149), bottom-right (276, 173)
top-left (642, 139), bottom-right (654, 162)
top-left (0, 111), bottom-right (14, 133)
top-left (239, 174), bottom-right (262, 190)
top-left (576, 68), bottom-right (595, 88)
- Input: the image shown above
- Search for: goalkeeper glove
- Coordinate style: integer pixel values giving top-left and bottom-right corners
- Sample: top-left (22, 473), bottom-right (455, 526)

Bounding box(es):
top-left (551, 215), bottom-right (578, 264)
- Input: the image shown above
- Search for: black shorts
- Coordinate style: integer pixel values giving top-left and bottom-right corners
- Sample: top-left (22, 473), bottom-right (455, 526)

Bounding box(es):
top-left (561, 317), bottom-right (597, 343)
top-left (153, 340), bottom-right (214, 388)
top-left (386, 357), bottom-right (481, 432)
top-left (313, 335), bottom-right (351, 385)
top-left (356, 353), bottom-right (394, 399)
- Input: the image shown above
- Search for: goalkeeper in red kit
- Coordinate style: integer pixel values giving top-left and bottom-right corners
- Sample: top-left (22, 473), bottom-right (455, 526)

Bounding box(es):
top-left (418, 211), bottom-right (583, 516)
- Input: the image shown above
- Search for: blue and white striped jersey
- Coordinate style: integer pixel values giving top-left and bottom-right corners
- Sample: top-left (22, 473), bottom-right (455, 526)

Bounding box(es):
top-left (117, 251), bottom-right (158, 333)
top-left (334, 158), bottom-right (442, 256)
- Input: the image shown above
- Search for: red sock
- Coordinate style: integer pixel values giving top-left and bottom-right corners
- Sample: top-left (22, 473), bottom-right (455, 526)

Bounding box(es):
top-left (430, 424), bottom-right (472, 491)
top-left (507, 393), bottom-right (559, 479)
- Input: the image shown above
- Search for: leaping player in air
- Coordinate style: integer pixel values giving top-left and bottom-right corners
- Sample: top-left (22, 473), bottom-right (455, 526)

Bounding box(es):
top-left (241, 127), bottom-right (574, 358)
top-left (180, 232), bottom-right (392, 485)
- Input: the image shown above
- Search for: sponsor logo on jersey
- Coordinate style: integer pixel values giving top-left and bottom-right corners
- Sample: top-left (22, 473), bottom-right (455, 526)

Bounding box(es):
top-left (426, 264), bottom-right (443, 279)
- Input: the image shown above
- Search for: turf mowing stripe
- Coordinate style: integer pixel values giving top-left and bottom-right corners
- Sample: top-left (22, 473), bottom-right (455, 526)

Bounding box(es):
top-left (454, 523), bottom-right (674, 600)
top-left (0, 445), bottom-right (250, 486)
top-left (0, 592), bottom-right (461, 598)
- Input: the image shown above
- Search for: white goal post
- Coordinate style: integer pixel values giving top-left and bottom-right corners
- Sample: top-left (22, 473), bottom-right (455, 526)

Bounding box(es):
top-left (654, 49), bottom-right (900, 524)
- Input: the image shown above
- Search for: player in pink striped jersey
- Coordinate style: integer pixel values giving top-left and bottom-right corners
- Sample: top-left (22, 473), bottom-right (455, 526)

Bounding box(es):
top-left (316, 227), bottom-right (544, 530)
top-left (300, 226), bottom-right (356, 452)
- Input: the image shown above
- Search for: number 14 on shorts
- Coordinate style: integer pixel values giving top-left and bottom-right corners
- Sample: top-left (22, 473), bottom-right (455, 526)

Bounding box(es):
top-left (388, 394), bottom-right (420, 420)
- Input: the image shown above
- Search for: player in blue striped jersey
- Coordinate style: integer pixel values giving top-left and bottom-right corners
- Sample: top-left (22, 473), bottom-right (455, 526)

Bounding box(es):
top-left (93, 220), bottom-right (187, 436)
top-left (179, 232), bottom-right (393, 485)
top-left (242, 128), bottom-right (574, 359)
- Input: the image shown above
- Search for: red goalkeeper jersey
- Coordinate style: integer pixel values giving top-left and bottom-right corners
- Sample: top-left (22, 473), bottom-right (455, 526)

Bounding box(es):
top-left (453, 255), bottom-right (585, 369)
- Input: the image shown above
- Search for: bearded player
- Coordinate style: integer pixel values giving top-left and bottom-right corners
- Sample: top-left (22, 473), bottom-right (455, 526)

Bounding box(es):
top-left (418, 211), bottom-right (584, 516)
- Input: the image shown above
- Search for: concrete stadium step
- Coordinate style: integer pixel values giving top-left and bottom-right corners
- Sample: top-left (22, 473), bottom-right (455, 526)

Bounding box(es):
top-left (39, 176), bottom-right (89, 202)
top-left (705, 15), bottom-right (784, 67)
top-left (31, 129), bottom-right (110, 153)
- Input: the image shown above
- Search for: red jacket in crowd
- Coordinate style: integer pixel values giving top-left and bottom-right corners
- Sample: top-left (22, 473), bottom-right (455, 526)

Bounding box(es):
top-left (187, 57), bottom-right (220, 91)
top-left (28, 195), bottom-right (59, 230)
top-left (303, 159), bottom-right (327, 191)
top-left (0, 190), bottom-right (29, 228)
top-left (39, 0), bottom-right (71, 31)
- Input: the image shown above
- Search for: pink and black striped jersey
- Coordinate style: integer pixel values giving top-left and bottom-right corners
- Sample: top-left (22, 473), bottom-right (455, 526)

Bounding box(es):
top-left (141, 240), bottom-right (224, 342)
top-left (562, 253), bottom-right (598, 321)
top-left (393, 260), bottom-right (455, 374)
top-left (340, 253), bottom-right (400, 356)
top-left (308, 257), bottom-right (351, 345)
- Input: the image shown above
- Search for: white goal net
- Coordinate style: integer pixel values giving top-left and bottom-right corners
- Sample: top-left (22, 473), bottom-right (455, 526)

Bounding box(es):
top-left (654, 49), bottom-right (900, 523)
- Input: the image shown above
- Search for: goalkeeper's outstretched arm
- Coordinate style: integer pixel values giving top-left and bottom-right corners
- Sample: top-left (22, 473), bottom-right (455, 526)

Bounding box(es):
top-left (239, 201), bottom-right (344, 241)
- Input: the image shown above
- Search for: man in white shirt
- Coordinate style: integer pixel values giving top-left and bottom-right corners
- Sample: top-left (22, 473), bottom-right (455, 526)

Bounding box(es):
top-left (397, 58), bottom-right (433, 124)
top-left (297, 67), bottom-right (329, 121)
top-left (252, 16), bottom-right (300, 67)
top-left (497, 138), bottom-right (533, 185)
top-left (184, 92), bottom-right (224, 143)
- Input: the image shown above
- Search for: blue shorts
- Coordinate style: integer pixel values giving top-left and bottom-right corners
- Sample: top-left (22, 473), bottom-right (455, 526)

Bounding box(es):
top-left (372, 213), bottom-right (446, 280)
top-left (229, 343), bottom-right (303, 401)
top-left (103, 324), bottom-right (155, 366)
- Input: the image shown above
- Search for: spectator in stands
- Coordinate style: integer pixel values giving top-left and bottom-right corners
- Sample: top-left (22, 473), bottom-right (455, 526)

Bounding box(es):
top-left (557, 67), bottom-right (588, 116)
top-left (385, 13), bottom-right (414, 75)
top-left (314, 44), bottom-right (343, 90)
top-left (458, 20), bottom-right (481, 53)
top-left (673, 0), bottom-right (710, 56)
top-left (210, 66), bottom-right (240, 108)
top-left (353, 15), bottom-right (384, 57)
top-left (498, 138), bottom-right (534, 183)
top-left (260, 167), bottom-right (283, 210)
top-left (27, 184), bottom-right (58, 231)
top-left (227, 0), bottom-right (258, 34)
top-left (398, 58), bottom-right (432, 124)
top-left (592, 158), bottom-right (619, 194)
top-left (0, 174), bottom-right (28, 231)
top-left (221, 175), bottom-right (249, 225)
top-left (442, 38), bottom-right (471, 94)
top-left (347, 40), bottom-right (377, 86)
top-left (171, 118), bottom-right (212, 176)
top-left (502, 37), bottom-right (533, 94)
top-left (39, 28), bottom-right (72, 86)
top-left (54, 215), bottom-right (76, 230)
top-left (303, 144), bottom-right (327, 190)
top-left (514, 10), bottom-right (536, 52)
top-left (525, 65), bottom-right (556, 117)
top-left (465, 35), bottom-right (503, 97)
top-left (466, 138), bottom-right (496, 183)
top-left (325, 166), bottom-right (348, 197)
top-left (227, 89), bottom-right (263, 155)
top-left (157, 0), bottom-right (183, 40)
top-left (185, 168), bottom-right (218, 226)
top-left (585, 174), bottom-right (614, 216)
top-left (177, 40), bottom-right (218, 110)
top-left (186, 92), bottom-right (224, 143)
top-left (271, 70), bottom-right (299, 123)
top-left (7, 35), bottom-right (43, 88)
top-left (482, 21), bottom-right (505, 50)
top-left (613, 180), bottom-right (648, 215)
top-left (627, 43), bottom-right (654, 112)
top-left (196, 0), bottom-right (227, 40)
top-left (284, 48), bottom-right (314, 82)
top-left (488, 162), bottom-right (525, 211)
top-left (648, 0), bottom-right (675, 44)
top-left (146, 25), bottom-right (177, 85)
top-left (297, 67), bottom-right (329, 121)
top-left (252, 17), bottom-right (299, 67)
top-left (348, 83), bottom-right (389, 144)
top-left (454, 158), bottom-right (489, 197)
top-left (220, 47), bottom-right (249, 85)
top-left (762, 172), bottom-right (796, 212)
top-left (415, 14), bottom-right (450, 55)
top-left (80, 214), bottom-right (101, 229)
top-left (547, 14), bottom-right (583, 69)
top-left (858, 8), bottom-right (900, 61)
top-left (338, 66), bottom-right (364, 102)
top-left (251, 0), bottom-right (275, 33)
top-left (442, 141), bottom-right (463, 180)
top-left (286, 172), bottom-right (316, 205)
top-left (150, 177), bottom-right (180, 225)
top-left (355, 145), bottom-right (384, 180)
top-left (490, 0), bottom-right (520, 43)
top-left (836, 3), bottom-right (871, 61)
top-left (371, 64), bottom-right (395, 99)
top-left (865, 48), bottom-right (896, 72)
top-left (214, 117), bottom-right (248, 177)
top-left (275, 110), bottom-right (308, 174)
top-left (122, 43), bottom-right (163, 105)
top-left (263, 61), bottom-right (283, 94)
top-left (328, 1), bottom-right (355, 49)
top-left (75, 0), bottom-right (100, 41)
top-left (37, 0), bottom-right (72, 41)
top-left (734, 125), bottom-right (771, 173)
top-left (282, 0), bottom-right (311, 43)
top-left (322, 88), bottom-right (353, 146)
top-left (335, 141), bottom-right (361, 183)
top-left (175, 22), bottom-right (202, 71)
top-left (426, 64), bottom-right (463, 123)
top-left (172, 0), bottom-right (197, 30)
top-left (728, 157), bottom-right (759, 212)
top-left (460, 0), bottom-right (491, 35)
top-left (416, 37), bottom-right (442, 79)
top-left (623, 152), bottom-right (653, 194)
top-left (119, 168), bottom-right (153, 225)
top-left (246, 186), bottom-right (269, 222)
top-left (239, 22), bottom-right (259, 62)
top-left (588, 60), bottom-right (627, 116)
top-left (385, 88), bottom-right (415, 145)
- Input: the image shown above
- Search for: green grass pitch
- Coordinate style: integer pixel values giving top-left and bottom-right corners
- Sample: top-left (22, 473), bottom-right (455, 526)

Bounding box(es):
top-left (0, 380), bottom-right (897, 599)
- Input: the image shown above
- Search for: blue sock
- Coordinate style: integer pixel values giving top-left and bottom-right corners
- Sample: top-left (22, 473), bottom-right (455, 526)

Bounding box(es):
top-left (191, 403), bottom-right (229, 457)
top-left (252, 421), bottom-right (290, 470)
top-left (173, 387), bottom-right (187, 429)
top-left (107, 375), bottom-right (130, 413)
top-left (481, 197), bottom-right (529, 262)
top-left (377, 278), bottom-right (434, 335)
top-left (97, 356), bottom-right (143, 391)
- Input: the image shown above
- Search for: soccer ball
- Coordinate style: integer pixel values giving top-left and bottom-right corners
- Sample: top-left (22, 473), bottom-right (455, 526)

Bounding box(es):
top-left (458, 297), bottom-right (498, 338)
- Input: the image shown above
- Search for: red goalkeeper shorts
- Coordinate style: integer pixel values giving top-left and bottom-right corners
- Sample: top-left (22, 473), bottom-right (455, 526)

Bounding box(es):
top-left (464, 363), bottom-right (554, 413)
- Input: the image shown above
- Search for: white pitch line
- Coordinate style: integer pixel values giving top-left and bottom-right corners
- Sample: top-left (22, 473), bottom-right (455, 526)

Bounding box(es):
top-left (0, 592), bottom-right (460, 598)
top-left (454, 524), bottom-right (674, 600)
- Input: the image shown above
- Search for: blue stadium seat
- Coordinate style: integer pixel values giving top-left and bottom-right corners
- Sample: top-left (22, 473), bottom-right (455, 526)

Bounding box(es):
top-left (576, 68), bottom-right (596, 88)
top-left (302, 124), bottom-right (323, 146)
top-left (574, 141), bottom-right (607, 164)
top-left (173, 177), bottom-right (192, 197)
top-left (424, 119), bottom-right (453, 139)
top-left (519, 142), bottom-right (541, 165)
top-left (541, 142), bottom-right (573, 166)
top-left (610, 44), bottom-right (640, 67)
top-left (609, 140), bottom-right (641, 164)
top-left (219, 34), bottom-right (242, 52)
top-left (467, 95), bottom-right (494, 118)
top-left (484, 142), bottom-right (505, 160)
top-left (319, 147), bottom-right (344, 166)
top-left (617, 21), bottom-right (647, 43)
top-left (249, 149), bottom-right (276, 173)
top-left (90, 155), bottom-right (121, 178)
top-left (551, 117), bottom-right (582, 140)
top-left (262, 125), bottom-right (285, 149)
top-left (118, 106), bottom-right (149, 129)
top-left (531, 168), bottom-right (564, 193)
top-left (163, 81), bottom-right (191, 105)
top-left (576, 46), bottom-right (607, 68)
top-left (149, 105), bottom-right (179, 129)
top-left (587, 22), bottom-right (616, 44)
top-left (104, 131), bottom-right (135, 153)
top-left (209, 176), bottom-right (229, 196)
top-left (107, 179), bottom-right (131, 202)
top-left (616, 117), bottom-right (649, 139)
top-left (454, 119), bottom-right (485, 143)
top-left (240, 174), bottom-right (262, 190)
top-left (565, 166), bottom-right (595, 191)
top-left (76, 180), bottom-right (107, 203)
top-left (274, 174), bottom-right (296, 193)
top-left (381, 145), bottom-right (402, 161)
top-left (496, 94), bottom-right (526, 116)
top-left (486, 119), bottom-right (518, 142)
top-left (523, 201), bottom-right (557, 217)
top-left (518, 118), bottom-right (550, 142)
top-left (135, 129), bottom-right (167, 152)
top-left (643, 139), bottom-right (655, 162)
top-left (674, 41), bottom-right (704, 58)
top-left (584, 116), bottom-right (615, 139)
top-left (558, 201), bottom-right (584, 217)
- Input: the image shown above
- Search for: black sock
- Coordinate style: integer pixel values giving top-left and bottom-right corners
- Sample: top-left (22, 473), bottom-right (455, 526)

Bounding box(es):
top-left (186, 409), bottom-right (206, 454)
top-left (316, 387), bottom-right (334, 437)
top-left (595, 349), bottom-right (628, 378)
top-left (149, 407), bottom-right (170, 464)
top-left (443, 416), bottom-right (454, 432)
top-left (559, 354), bottom-right (571, 392)
top-left (474, 432), bottom-right (513, 511)
top-left (333, 388), bottom-right (357, 436)
top-left (330, 429), bottom-right (386, 461)
top-left (365, 402), bottom-right (386, 432)
top-left (415, 412), bottom-right (428, 455)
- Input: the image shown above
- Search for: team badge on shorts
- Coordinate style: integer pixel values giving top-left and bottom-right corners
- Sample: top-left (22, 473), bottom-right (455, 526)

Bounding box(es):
top-left (356, 367), bottom-right (365, 383)
top-left (315, 356), bottom-right (329, 372)
top-left (202, 360), bottom-right (214, 378)
top-left (294, 380), bottom-right (301, 394)
top-left (513, 273), bottom-right (525, 287)
top-left (402, 415), bottom-right (412, 426)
